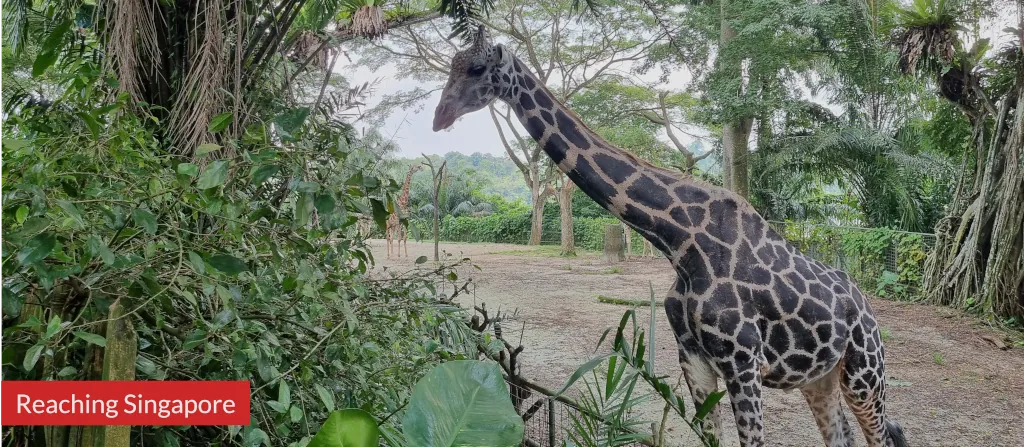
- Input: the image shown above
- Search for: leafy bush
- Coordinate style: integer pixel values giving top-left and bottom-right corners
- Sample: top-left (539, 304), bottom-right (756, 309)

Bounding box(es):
top-left (1, 68), bottom-right (477, 446)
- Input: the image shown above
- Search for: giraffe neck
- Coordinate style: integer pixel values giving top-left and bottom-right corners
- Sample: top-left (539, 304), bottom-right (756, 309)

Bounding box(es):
top-left (496, 55), bottom-right (719, 256)
top-left (398, 169), bottom-right (415, 208)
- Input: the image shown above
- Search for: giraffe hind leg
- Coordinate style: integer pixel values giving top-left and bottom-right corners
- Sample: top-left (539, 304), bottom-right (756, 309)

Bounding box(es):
top-left (840, 326), bottom-right (907, 447)
top-left (682, 359), bottom-right (723, 442)
top-left (801, 366), bottom-right (854, 447)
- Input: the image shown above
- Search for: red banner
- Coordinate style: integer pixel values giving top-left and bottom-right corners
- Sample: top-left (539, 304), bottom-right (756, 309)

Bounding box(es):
top-left (1, 381), bottom-right (251, 426)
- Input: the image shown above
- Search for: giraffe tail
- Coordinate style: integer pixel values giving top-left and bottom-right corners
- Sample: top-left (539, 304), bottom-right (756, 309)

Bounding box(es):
top-left (886, 418), bottom-right (908, 447)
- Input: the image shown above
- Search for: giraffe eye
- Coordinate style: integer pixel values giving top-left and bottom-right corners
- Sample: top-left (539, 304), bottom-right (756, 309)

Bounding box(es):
top-left (467, 65), bottom-right (487, 77)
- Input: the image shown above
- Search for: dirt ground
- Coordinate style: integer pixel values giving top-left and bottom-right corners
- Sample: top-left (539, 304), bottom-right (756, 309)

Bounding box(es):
top-left (370, 240), bottom-right (1024, 447)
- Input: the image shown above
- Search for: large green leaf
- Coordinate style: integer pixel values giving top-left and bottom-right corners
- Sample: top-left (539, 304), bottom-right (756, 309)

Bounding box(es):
top-left (309, 409), bottom-right (380, 447)
top-left (197, 160), bottom-right (231, 189)
top-left (18, 232), bottom-right (56, 265)
top-left (402, 361), bottom-right (524, 447)
top-left (208, 112), bottom-right (233, 133)
top-left (208, 254), bottom-right (248, 276)
top-left (132, 208), bottom-right (158, 234)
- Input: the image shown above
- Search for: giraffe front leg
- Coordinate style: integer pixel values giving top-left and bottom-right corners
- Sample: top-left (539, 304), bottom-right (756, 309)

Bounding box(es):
top-left (724, 371), bottom-right (765, 447)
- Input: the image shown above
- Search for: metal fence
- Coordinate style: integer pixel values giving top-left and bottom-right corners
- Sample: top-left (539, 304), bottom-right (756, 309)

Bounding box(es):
top-left (505, 379), bottom-right (649, 447)
top-left (766, 221), bottom-right (935, 300)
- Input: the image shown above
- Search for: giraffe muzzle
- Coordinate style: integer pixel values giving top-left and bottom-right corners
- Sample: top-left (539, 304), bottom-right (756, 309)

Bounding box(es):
top-left (432, 104), bottom-right (457, 131)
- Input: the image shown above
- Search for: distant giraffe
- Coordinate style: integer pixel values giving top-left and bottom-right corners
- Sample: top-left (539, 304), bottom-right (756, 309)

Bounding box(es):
top-left (387, 165), bottom-right (423, 258)
top-left (622, 223), bottom-right (655, 259)
top-left (431, 26), bottom-right (907, 447)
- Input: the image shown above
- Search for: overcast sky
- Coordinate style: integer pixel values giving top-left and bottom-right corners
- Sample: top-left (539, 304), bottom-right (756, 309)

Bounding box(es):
top-left (337, 11), bottom-right (1018, 160)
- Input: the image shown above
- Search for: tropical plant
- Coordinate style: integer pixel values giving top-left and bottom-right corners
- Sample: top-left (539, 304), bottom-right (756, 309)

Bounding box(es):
top-left (308, 361), bottom-right (524, 447)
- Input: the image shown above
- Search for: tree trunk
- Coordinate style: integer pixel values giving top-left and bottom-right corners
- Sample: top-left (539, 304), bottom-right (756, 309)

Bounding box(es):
top-left (558, 181), bottom-right (576, 256)
top-left (529, 189), bottom-right (546, 246)
top-left (528, 175), bottom-right (552, 246)
top-left (602, 225), bottom-right (625, 263)
top-left (718, 0), bottom-right (752, 198)
top-left (923, 82), bottom-right (1024, 321)
top-left (724, 118), bottom-right (752, 198)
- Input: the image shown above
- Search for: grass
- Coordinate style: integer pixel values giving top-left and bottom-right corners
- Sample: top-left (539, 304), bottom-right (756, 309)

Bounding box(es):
top-left (933, 352), bottom-right (945, 365)
top-left (880, 327), bottom-right (893, 342)
top-left (487, 245), bottom-right (598, 258)
top-left (598, 295), bottom-right (664, 307)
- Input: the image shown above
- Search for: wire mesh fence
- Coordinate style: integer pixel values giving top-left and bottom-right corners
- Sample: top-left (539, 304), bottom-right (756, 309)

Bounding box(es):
top-left (421, 215), bottom-right (936, 300)
top-left (505, 379), bottom-right (649, 447)
top-left (766, 221), bottom-right (935, 300)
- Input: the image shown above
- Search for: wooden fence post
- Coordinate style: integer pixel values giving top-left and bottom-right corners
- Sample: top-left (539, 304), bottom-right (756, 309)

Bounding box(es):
top-left (97, 299), bottom-right (136, 447)
top-left (602, 224), bottom-right (625, 263)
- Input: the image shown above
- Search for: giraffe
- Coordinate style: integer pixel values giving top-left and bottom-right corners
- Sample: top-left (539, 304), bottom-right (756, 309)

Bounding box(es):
top-left (386, 165), bottom-right (422, 258)
top-left (432, 27), bottom-right (907, 447)
top-left (622, 223), bottom-right (656, 259)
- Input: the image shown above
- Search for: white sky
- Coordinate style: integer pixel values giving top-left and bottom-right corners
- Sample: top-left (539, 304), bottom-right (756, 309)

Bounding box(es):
top-left (337, 9), bottom-right (1019, 159)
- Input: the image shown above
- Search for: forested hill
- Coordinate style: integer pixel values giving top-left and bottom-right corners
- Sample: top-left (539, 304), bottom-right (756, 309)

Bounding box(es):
top-left (390, 143), bottom-right (718, 206)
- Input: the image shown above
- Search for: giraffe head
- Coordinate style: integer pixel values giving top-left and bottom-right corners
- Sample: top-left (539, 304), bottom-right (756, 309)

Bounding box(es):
top-left (432, 25), bottom-right (512, 131)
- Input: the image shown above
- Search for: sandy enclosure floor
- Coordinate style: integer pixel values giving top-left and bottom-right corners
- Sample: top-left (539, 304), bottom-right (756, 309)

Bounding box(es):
top-left (369, 240), bottom-right (1024, 447)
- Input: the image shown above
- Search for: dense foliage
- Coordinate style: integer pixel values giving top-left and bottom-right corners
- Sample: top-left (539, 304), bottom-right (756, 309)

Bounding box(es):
top-left (0, 10), bottom-right (481, 446)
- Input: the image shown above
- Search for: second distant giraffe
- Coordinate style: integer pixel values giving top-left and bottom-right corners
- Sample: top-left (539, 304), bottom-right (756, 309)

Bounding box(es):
top-left (387, 165), bottom-right (422, 258)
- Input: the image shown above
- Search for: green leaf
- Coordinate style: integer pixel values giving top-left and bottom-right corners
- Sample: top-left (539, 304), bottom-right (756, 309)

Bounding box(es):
top-left (16, 205), bottom-right (28, 224)
top-left (315, 384), bottom-right (335, 411)
top-left (32, 20), bottom-right (73, 77)
top-left (177, 163), bottom-right (200, 177)
top-left (402, 361), bottom-right (524, 447)
top-left (314, 194), bottom-right (336, 215)
top-left (554, 353), bottom-right (614, 397)
top-left (73, 331), bottom-right (107, 347)
top-left (296, 181), bottom-right (321, 193)
top-left (77, 112), bottom-right (100, 139)
top-left (87, 234), bottom-right (116, 265)
top-left (23, 344), bottom-right (44, 371)
top-left (18, 232), bottom-right (56, 265)
top-left (2, 138), bottom-right (29, 150)
top-left (133, 208), bottom-right (158, 234)
top-left (295, 193), bottom-right (314, 226)
top-left (208, 112), bottom-right (233, 133)
top-left (0, 345), bottom-right (15, 364)
top-left (196, 143), bottom-right (222, 156)
top-left (309, 409), bottom-right (380, 447)
top-left (2, 286), bottom-right (24, 318)
top-left (369, 199), bottom-right (388, 231)
top-left (415, 256), bottom-right (428, 264)
top-left (244, 428), bottom-right (270, 447)
top-left (58, 366), bottom-right (77, 377)
top-left (188, 251), bottom-right (206, 274)
top-left (279, 381), bottom-right (291, 407)
top-left (693, 390), bottom-right (727, 423)
top-left (208, 254), bottom-right (248, 276)
top-left (274, 107), bottom-right (311, 136)
top-left (290, 405), bottom-right (304, 423)
top-left (197, 160), bottom-right (231, 189)
top-left (251, 165), bottom-right (280, 186)
top-left (45, 315), bottom-right (61, 338)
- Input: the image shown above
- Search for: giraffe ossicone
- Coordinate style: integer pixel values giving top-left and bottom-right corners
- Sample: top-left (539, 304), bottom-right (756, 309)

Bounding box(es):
top-left (433, 25), bottom-right (907, 447)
